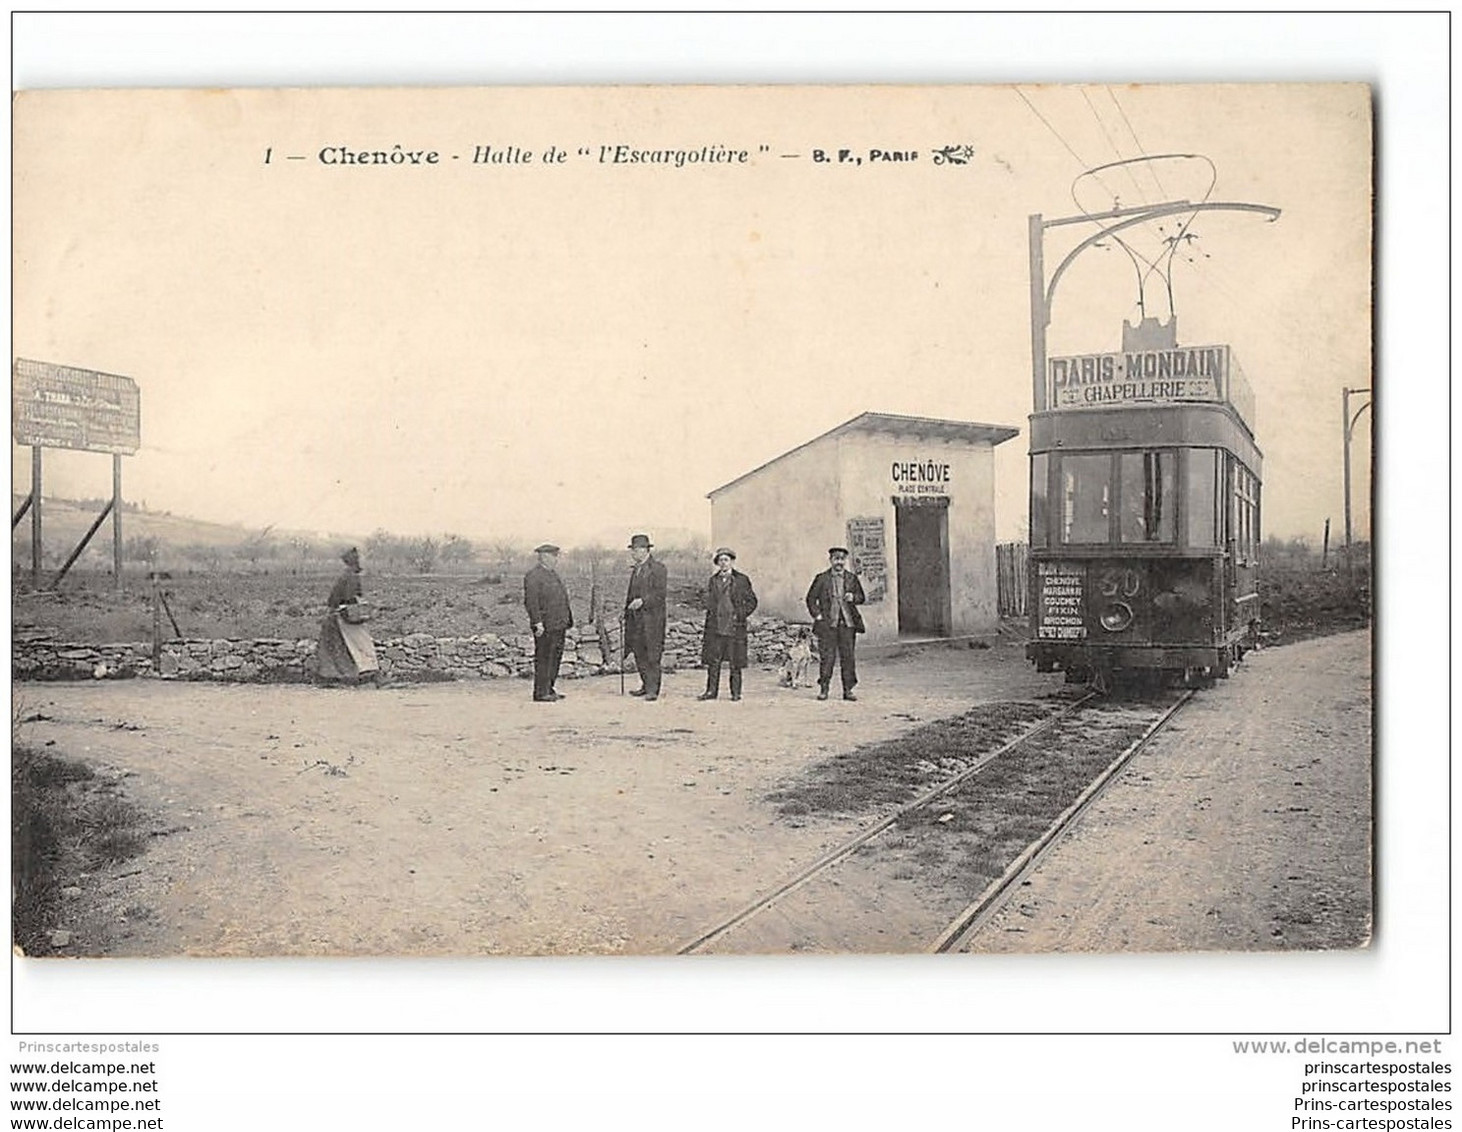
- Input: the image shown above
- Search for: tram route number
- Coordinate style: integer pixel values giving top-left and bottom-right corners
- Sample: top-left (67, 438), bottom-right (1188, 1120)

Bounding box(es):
top-left (1037, 562), bottom-right (1087, 640)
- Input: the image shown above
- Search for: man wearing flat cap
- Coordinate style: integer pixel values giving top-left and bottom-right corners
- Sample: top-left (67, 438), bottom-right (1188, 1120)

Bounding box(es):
top-left (524, 543), bottom-right (573, 702)
top-left (698, 547), bottom-right (758, 701)
top-left (805, 546), bottom-right (866, 701)
top-left (623, 534), bottom-right (668, 700)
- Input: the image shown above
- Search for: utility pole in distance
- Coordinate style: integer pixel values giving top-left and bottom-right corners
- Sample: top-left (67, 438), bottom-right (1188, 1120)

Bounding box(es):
top-left (1341, 385), bottom-right (1372, 576)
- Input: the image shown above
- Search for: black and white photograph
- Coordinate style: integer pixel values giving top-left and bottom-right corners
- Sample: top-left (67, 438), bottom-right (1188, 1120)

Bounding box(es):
top-left (5, 11), bottom-right (1448, 1129)
top-left (12, 79), bottom-right (1374, 960)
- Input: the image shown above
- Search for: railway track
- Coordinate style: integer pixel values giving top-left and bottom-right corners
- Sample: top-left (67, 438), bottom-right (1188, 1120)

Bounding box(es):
top-left (676, 689), bottom-right (1194, 955)
top-left (931, 689), bottom-right (1194, 953)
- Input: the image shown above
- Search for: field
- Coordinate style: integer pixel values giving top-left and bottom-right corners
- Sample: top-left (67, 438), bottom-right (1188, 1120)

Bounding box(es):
top-left (1256, 547), bottom-right (1372, 644)
top-left (12, 563), bottom-right (711, 646)
top-left (13, 548), bottom-right (1373, 648)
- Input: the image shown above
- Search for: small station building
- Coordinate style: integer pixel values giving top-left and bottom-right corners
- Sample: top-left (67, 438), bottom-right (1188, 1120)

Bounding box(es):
top-left (707, 411), bottom-right (1020, 644)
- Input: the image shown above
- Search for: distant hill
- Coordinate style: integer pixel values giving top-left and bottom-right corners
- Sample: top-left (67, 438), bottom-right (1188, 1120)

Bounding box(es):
top-left (11, 496), bottom-right (362, 569)
top-left (11, 498), bottom-right (710, 574)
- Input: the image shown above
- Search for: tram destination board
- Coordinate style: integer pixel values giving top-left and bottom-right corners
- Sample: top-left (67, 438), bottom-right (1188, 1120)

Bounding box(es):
top-left (13, 358), bottom-right (141, 454)
top-left (1036, 561), bottom-right (1087, 640)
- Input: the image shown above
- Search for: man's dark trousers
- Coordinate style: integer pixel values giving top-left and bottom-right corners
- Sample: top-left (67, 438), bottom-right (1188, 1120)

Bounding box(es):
top-left (533, 629), bottom-right (566, 700)
top-left (817, 624), bottom-right (858, 694)
top-left (703, 634), bottom-right (743, 698)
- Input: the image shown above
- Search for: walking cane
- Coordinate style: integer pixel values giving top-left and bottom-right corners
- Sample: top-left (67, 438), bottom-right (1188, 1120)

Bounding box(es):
top-left (619, 617), bottom-right (626, 695)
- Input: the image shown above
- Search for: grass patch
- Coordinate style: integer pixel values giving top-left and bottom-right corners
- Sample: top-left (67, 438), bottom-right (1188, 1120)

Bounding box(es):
top-left (1259, 554), bottom-right (1371, 645)
top-left (12, 745), bottom-right (149, 956)
top-left (767, 701), bottom-right (1057, 818)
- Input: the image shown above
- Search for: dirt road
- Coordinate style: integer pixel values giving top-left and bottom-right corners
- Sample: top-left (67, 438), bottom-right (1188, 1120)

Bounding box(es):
top-left (14, 630), bottom-right (1371, 958)
top-left (972, 628), bottom-right (1373, 952)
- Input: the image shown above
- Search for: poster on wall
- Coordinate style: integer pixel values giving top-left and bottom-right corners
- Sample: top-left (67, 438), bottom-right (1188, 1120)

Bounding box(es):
top-left (846, 516), bottom-right (887, 602)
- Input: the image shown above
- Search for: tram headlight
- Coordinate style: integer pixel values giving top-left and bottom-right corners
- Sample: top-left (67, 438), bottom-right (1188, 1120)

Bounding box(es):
top-left (1099, 601), bottom-right (1135, 632)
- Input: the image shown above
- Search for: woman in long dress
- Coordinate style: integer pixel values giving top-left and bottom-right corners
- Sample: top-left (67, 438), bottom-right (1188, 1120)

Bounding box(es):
top-left (314, 546), bottom-right (379, 684)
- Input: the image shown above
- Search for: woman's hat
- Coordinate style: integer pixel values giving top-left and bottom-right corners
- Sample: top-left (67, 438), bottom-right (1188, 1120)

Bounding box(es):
top-left (628, 534), bottom-right (653, 549)
top-left (712, 547), bottom-right (736, 562)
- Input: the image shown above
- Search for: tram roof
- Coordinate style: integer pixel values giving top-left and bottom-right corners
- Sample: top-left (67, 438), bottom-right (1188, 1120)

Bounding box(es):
top-left (707, 411), bottom-right (1020, 499)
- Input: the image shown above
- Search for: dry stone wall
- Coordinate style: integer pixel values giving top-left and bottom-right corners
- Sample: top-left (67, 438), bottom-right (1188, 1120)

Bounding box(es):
top-left (13, 617), bottom-right (812, 685)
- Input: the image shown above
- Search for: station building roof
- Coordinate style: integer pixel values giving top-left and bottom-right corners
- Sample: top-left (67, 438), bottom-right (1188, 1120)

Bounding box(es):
top-left (707, 411), bottom-right (1021, 499)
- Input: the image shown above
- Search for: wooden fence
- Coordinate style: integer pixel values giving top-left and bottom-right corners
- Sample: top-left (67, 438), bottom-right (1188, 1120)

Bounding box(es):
top-left (996, 542), bottom-right (1028, 618)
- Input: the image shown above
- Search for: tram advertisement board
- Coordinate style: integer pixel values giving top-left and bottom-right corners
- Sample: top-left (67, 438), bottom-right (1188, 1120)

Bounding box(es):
top-left (1036, 560), bottom-right (1086, 640)
top-left (13, 358), bottom-right (141, 454)
top-left (845, 516), bottom-right (887, 603)
top-left (1049, 344), bottom-right (1229, 410)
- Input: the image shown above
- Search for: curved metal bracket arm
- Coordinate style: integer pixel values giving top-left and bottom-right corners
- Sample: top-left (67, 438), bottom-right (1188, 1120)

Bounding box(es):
top-left (1348, 401), bottom-right (1372, 437)
top-left (1043, 201), bottom-right (1281, 321)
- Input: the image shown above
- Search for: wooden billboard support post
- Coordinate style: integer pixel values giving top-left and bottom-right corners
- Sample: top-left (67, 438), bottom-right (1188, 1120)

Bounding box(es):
top-left (42, 457), bottom-right (125, 590)
top-left (51, 498), bottom-right (115, 588)
top-left (31, 446), bottom-right (43, 587)
top-left (113, 454), bottom-right (123, 590)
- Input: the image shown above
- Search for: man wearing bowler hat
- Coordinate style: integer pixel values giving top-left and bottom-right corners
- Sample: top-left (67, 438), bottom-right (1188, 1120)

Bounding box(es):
top-left (698, 547), bottom-right (758, 701)
top-left (623, 533), bottom-right (668, 700)
top-left (524, 543), bottom-right (573, 702)
top-left (805, 546), bottom-right (866, 701)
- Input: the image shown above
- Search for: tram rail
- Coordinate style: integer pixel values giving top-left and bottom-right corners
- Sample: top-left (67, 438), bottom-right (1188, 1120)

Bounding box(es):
top-left (678, 688), bottom-right (1196, 955)
top-left (676, 694), bottom-right (1096, 954)
top-left (931, 689), bottom-right (1194, 952)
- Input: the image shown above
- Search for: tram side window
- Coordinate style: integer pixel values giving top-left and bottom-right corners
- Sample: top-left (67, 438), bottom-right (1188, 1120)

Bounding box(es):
top-left (1030, 453), bottom-right (1049, 548)
top-left (1184, 448), bottom-right (1219, 548)
top-left (1061, 454), bottom-right (1110, 544)
top-left (1118, 451), bottom-right (1176, 543)
top-left (1231, 458), bottom-right (1259, 563)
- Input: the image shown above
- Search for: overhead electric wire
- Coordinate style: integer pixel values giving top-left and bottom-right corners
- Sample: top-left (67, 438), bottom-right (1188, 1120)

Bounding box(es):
top-left (1106, 86), bottom-right (1169, 199)
top-left (1013, 84), bottom-right (1091, 169)
top-left (1081, 87), bottom-right (1152, 208)
top-left (1013, 84), bottom-right (1125, 205)
top-left (1073, 87), bottom-right (1179, 318)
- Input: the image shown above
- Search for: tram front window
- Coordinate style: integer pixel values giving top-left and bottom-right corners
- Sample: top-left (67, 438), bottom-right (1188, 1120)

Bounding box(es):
top-left (1030, 453), bottom-right (1050, 548)
top-left (1119, 451), bottom-right (1176, 543)
top-left (1061, 454), bottom-right (1110, 544)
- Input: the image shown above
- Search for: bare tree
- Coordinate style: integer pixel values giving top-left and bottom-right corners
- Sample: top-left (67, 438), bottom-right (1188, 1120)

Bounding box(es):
top-left (440, 533), bottom-right (475, 570)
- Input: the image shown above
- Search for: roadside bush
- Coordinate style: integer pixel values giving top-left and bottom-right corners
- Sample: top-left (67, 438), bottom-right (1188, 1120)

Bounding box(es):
top-left (12, 747), bottom-right (148, 956)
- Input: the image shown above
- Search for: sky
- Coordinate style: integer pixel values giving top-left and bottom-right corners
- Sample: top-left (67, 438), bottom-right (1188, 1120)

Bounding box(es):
top-left (13, 46), bottom-right (1373, 553)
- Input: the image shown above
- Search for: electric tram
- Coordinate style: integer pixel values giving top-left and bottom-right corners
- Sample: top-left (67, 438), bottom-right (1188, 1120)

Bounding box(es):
top-left (1026, 322), bottom-right (1262, 689)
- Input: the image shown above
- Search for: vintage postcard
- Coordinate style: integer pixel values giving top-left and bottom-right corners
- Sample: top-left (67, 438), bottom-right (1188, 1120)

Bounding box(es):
top-left (12, 84), bottom-right (1372, 961)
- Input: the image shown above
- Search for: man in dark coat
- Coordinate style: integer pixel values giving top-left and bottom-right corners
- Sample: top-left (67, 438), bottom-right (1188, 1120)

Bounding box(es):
top-left (698, 547), bottom-right (758, 701)
top-left (623, 533), bottom-right (668, 700)
top-left (805, 546), bottom-right (866, 701)
top-left (524, 543), bottom-right (573, 702)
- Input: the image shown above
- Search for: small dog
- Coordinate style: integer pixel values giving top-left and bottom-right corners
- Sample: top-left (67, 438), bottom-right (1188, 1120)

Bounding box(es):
top-left (779, 628), bottom-right (814, 689)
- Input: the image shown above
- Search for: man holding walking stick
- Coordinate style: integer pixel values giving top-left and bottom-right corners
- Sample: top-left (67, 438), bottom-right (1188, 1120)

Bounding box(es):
top-left (622, 533), bottom-right (667, 701)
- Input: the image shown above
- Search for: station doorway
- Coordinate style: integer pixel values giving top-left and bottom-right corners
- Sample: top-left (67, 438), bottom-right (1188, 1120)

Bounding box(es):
top-left (894, 496), bottom-right (951, 637)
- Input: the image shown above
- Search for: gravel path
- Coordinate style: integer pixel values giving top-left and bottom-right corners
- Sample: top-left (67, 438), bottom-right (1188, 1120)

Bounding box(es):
top-left (970, 629), bottom-right (1372, 952)
top-left (14, 629), bottom-right (1371, 958)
